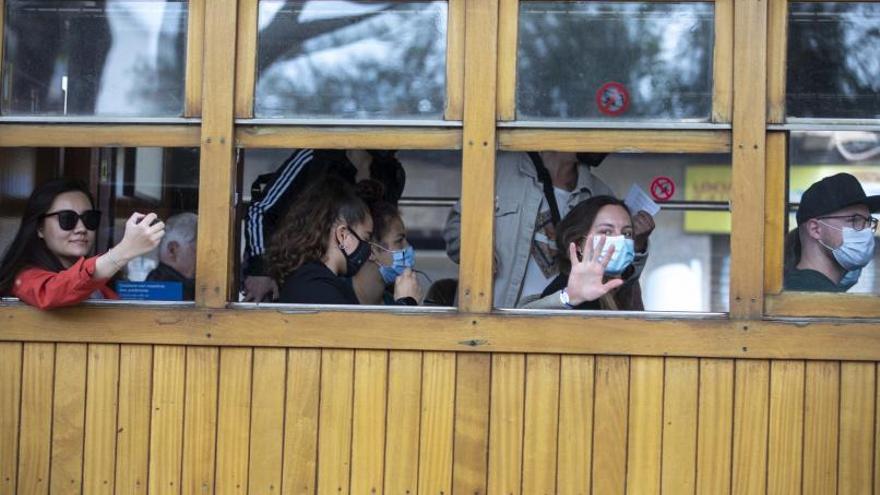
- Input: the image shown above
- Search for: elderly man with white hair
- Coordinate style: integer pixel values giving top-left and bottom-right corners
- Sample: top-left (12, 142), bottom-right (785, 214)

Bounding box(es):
top-left (146, 212), bottom-right (197, 300)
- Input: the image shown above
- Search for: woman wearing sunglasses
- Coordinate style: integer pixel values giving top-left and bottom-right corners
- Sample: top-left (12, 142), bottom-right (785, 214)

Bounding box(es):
top-left (0, 178), bottom-right (165, 309)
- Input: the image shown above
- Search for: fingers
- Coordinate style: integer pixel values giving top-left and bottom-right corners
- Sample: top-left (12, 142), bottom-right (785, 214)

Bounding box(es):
top-left (271, 283), bottom-right (280, 301)
top-left (568, 242), bottom-right (579, 265)
top-left (591, 234), bottom-right (606, 262)
top-left (599, 243), bottom-right (616, 268)
top-left (603, 278), bottom-right (625, 292)
top-left (139, 212), bottom-right (158, 226)
top-left (128, 212), bottom-right (145, 224)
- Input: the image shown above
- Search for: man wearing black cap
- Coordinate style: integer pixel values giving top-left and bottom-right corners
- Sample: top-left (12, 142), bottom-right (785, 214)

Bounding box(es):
top-left (785, 173), bottom-right (880, 292)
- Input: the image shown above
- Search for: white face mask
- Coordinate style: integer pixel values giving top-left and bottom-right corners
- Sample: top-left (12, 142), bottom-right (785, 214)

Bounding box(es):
top-left (818, 221), bottom-right (876, 271)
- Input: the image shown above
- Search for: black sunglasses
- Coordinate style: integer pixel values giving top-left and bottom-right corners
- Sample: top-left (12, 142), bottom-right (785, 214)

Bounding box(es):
top-left (42, 209), bottom-right (102, 231)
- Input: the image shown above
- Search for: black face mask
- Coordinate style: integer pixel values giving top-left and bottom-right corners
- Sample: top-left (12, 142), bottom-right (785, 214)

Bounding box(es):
top-left (339, 226), bottom-right (372, 277)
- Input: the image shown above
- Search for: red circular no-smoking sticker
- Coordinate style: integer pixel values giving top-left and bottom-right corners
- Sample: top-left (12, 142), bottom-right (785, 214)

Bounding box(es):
top-left (596, 82), bottom-right (630, 116)
top-left (650, 176), bottom-right (676, 202)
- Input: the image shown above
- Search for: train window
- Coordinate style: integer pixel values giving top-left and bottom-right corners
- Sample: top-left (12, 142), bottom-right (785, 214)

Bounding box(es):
top-left (235, 148), bottom-right (461, 307)
top-left (0, 146), bottom-right (200, 302)
top-left (1, 0), bottom-right (189, 117)
top-left (787, 3), bottom-right (880, 120)
top-left (490, 151), bottom-right (731, 312)
top-left (254, 1), bottom-right (448, 120)
top-left (783, 131), bottom-right (880, 294)
top-left (516, 2), bottom-right (714, 122)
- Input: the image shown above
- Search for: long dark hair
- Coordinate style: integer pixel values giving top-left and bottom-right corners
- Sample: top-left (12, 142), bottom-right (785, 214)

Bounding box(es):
top-left (355, 179), bottom-right (401, 244)
top-left (0, 178), bottom-right (96, 294)
top-left (267, 176), bottom-right (370, 281)
top-left (556, 195), bottom-right (631, 275)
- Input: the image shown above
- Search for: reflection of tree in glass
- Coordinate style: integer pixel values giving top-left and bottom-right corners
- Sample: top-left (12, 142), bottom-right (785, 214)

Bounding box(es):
top-left (787, 3), bottom-right (880, 119)
top-left (516, 2), bottom-right (714, 120)
top-left (255, 1), bottom-right (447, 119)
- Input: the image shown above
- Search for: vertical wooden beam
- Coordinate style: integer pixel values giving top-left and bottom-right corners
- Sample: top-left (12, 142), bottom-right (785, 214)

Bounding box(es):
top-left (82, 344), bottom-right (120, 495)
top-left (282, 349), bottom-right (322, 495)
top-left (0, 343), bottom-right (22, 495)
top-left (115, 345), bottom-right (153, 495)
top-left (349, 350), bottom-right (388, 495)
top-left (696, 359), bottom-right (734, 495)
top-left (626, 357), bottom-right (664, 495)
top-left (248, 348), bottom-right (287, 495)
top-left (764, 132), bottom-right (787, 295)
top-left (458, 0), bottom-right (499, 312)
top-left (195, 0), bottom-right (238, 307)
top-left (235, 0), bottom-right (259, 119)
top-left (487, 354), bottom-right (524, 495)
top-left (838, 362), bottom-right (876, 494)
top-left (445, 0), bottom-right (466, 121)
top-left (557, 355), bottom-right (594, 495)
top-left (661, 358), bottom-right (699, 494)
top-left (591, 356), bottom-right (629, 495)
top-left (316, 350), bottom-right (354, 495)
top-left (214, 348), bottom-right (253, 495)
top-left (802, 361), bottom-right (839, 495)
top-left (766, 360), bottom-right (804, 495)
top-left (452, 353), bottom-right (491, 495)
top-left (713, 0), bottom-right (734, 122)
top-left (185, 0), bottom-right (206, 117)
top-left (181, 347), bottom-right (219, 495)
top-left (521, 355), bottom-right (560, 495)
top-left (417, 352), bottom-right (456, 495)
top-left (766, 0), bottom-right (788, 123)
top-left (148, 346), bottom-right (186, 495)
top-left (17, 343), bottom-right (55, 495)
top-left (729, 0), bottom-right (769, 319)
top-left (731, 360), bottom-right (769, 495)
top-left (496, 0), bottom-right (518, 121)
top-left (383, 351), bottom-right (422, 495)
top-left (49, 344), bottom-right (87, 495)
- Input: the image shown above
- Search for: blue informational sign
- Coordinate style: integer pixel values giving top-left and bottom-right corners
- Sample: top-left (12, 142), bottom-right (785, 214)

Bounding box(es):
top-left (116, 281), bottom-right (184, 301)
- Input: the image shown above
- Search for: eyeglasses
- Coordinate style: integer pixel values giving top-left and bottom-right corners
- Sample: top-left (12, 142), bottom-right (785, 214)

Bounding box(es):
top-left (42, 209), bottom-right (102, 231)
top-left (817, 214), bottom-right (879, 233)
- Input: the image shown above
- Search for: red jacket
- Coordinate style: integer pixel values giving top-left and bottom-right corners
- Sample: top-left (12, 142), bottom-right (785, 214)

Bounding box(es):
top-left (12, 256), bottom-right (119, 309)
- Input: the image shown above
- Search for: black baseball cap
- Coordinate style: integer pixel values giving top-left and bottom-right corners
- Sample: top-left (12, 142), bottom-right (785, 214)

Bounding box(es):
top-left (796, 173), bottom-right (880, 225)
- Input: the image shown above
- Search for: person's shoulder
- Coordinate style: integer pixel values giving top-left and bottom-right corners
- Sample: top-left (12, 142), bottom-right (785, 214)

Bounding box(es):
top-left (783, 268), bottom-right (843, 292)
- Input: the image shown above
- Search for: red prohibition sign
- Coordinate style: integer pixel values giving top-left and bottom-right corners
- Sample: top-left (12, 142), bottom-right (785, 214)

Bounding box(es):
top-left (595, 81), bottom-right (630, 116)
top-left (650, 176), bottom-right (676, 202)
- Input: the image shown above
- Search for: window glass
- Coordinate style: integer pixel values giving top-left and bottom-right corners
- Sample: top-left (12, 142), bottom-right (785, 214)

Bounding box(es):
top-left (254, 1), bottom-right (448, 119)
top-left (1, 0), bottom-right (188, 117)
top-left (492, 151), bottom-right (730, 312)
top-left (784, 131), bottom-right (880, 294)
top-left (516, 2), bottom-right (714, 121)
top-left (0, 147), bottom-right (199, 302)
top-left (787, 3), bottom-right (880, 119)
top-left (236, 148), bottom-right (461, 307)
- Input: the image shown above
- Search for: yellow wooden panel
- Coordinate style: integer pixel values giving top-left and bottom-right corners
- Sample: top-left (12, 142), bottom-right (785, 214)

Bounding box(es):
top-left (248, 348), bottom-right (287, 495)
top-left (767, 360), bottom-right (804, 495)
top-left (0, 125), bottom-right (201, 148)
top-left (452, 353), bottom-right (491, 495)
top-left (766, 0), bottom-right (787, 123)
top-left (184, 0), bottom-right (205, 116)
top-left (235, 126), bottom-right (462, 150)
top-left (115, 345), bottom-right (153, 495)
top-left (729, 0), bottom-right (768, 318)
top-left (17, 343), bottom-right (54, 495)
top-left (731, 360), bottom-right (769, 495)
top-left (234, 0), bottom-right (258, 118)
top-left (557, 355), bottom-right (594, 495)
top-left (838, 362), bottom-right (876, 495)
top-left (49, 344), bottom-right (87, 495)
top-left (487, 354), bottom-right (524, 495)
top-left (82, 344), bottom-right (120, 495)
top-left (767, 293), bottom-right (880, 318)
top-left (181, 347), bottom-right (219, 495)
top-left (498, 129), bottom-right (732, 154)
top-left (148, 346), bottom-right (186, 495)
top-left (317, 350), bottom-right (354, 495)
top-left (195, 0), bottom-right (238, 307)
top-left (661, 358), bottom-right (699, 495)
top-left (0, 343), bottom-right (22, 495)
top-left (215, 348), bottom-right (253, 495)
top-left (282, 349), bottom-right (321, 495)
top-left (417, 352), bottom-right (456, 495)
top-left (712, 0), bottom-right (733, 122)
top-left (496, 0), bottom-right (518, 121)
top-left (803, 361), bottom-right (839, 495)
top-left (592, 356), bottom-right (629, 495)
top-left (696, 359), bottom-right (734, 495)
top-left (445, 0), bottom-right (465, 120)
top-left (383, 351), bottom-right (422, 495)
top-left (626, 356), bottom-right (664, 495)
top-left (350, 350), bottom-right (388, 495)
top-left (522, 354), bottom-right (561, 495)
top-left (458, 0), bottom-right (499, 312)
top-left (764, 133), bottom-right (787, 294)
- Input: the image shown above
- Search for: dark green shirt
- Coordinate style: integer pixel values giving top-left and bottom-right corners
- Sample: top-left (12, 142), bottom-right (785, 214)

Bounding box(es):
top-left (783, 268), bottom-right (846, 293)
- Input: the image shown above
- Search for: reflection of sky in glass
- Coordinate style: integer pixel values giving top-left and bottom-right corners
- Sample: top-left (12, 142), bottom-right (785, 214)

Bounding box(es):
top-left (516, 2), bottom-right (714, 121)
top-left (2, 0), bottom-right (187, 116)
top-left (255, 1), bottom-right (447, 119)
top-left (788, 3), bottom-right (880, 119)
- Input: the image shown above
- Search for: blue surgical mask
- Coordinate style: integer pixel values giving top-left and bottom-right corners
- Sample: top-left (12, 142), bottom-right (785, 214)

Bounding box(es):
top-left (592, 235), bottom-right (635, 276)
top-left (375, 244), bottom-right (415, 285)
top-left (818, 222), bottom-right (876, 271)
top-left (838, 268), bottom-right (862, 291)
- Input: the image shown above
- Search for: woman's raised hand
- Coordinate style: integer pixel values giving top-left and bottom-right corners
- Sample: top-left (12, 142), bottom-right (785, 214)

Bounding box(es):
top-left (117, 212), bottom-right (165, 260)
top-left (564, 235), bottom-right (624, 306)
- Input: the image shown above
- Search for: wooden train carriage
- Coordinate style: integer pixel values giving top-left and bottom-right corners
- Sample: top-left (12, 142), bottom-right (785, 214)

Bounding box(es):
top-left (1, 0), bottom-right (879, 494)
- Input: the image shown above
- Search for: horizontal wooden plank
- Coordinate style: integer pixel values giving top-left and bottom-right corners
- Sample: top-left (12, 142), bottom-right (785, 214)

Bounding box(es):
top-left (0, 125), bottom-right (200, 148)
top-left (766, 293), bottom-right (880, 318)
top-left (3, 306), bottom-right (880, 360)
top-left (498, 129), bottom-right (731, 153)
top-left (235, 126), bottom-right (462, 150)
